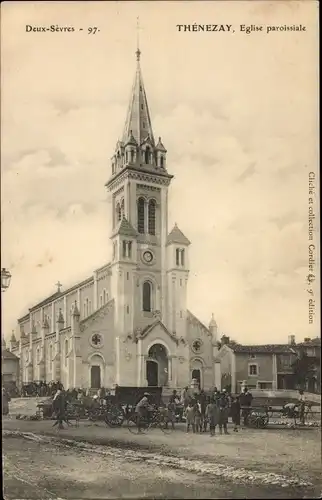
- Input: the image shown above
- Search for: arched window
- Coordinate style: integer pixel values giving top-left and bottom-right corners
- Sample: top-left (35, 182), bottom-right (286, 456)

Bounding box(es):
top-left (143, 281), bottom-right (152, 312)
top-left (130, 149), bottom-right (135, 162)
top-left (36, 347), bottom-right (40, 363)
top-left (148, 199), bottom-right (156, 235)
top-left (116, 203), bottom-right (121, 223)
top-left (103, 289), bottom-right (106, 304)
top-left (145, 147), bottom-right (150, 165)
top-left (137, 197), bottom-right (145, 234)
top-left (100, 295), bottom-right (103, 307)
top-left (176, 249), bottom-right (180, 266)
top-left (160, 156), bottom-right (164, 168)
top-left (121, 199), bottom-right (125, 219)
top-left (89, 300), bottom-right (92, 315)
top-left (86, 298), bottom-right (89, 316)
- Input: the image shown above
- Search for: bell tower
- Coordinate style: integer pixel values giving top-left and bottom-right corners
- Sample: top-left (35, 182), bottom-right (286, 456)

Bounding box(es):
top-left (105, 48), bottom-right (173, 335)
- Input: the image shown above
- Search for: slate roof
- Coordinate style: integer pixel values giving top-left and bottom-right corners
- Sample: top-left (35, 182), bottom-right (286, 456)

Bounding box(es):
top-left (228, 344), bottom-right (295, 354)
top-left (1, 348), bottom-right (19, 360)
top-left (112, 216), bottom-right (138, 238)
top-left (166, 224), bottom-right (191, 246)
top-left (155, 137), bottom-right (167, 152)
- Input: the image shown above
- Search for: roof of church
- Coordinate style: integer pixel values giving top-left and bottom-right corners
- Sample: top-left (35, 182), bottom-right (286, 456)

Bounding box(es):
top-left (113, 216), bottom-right (138, 238)
top-left (156, 137), bottom-right (167, 152)
top-left (187, 311), bottom-right (211, 337)
top-left (166, 224), bottom-right (191, 246)
top-left (122, 49), bottom-right (155, 146)
top-left (1, 348), bottom-right (19, 360)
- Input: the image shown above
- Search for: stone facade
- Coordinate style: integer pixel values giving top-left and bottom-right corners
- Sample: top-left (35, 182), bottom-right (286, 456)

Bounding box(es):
top-left (10, 49), bottom-right (220, 390)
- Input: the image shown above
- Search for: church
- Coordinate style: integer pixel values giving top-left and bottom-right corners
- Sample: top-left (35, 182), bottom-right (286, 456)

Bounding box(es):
top-left (9, 48), bottom-right (221, 391)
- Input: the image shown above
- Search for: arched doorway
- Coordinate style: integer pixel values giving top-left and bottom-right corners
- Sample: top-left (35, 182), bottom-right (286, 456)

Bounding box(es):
top-left (89, 354), bottom-right (104, 389)
top-left (146, 360), bottom-right (158, 386)
top-left (146, 343), bottom-right (168, 387)
top-left (191, 359), bottom-right (204, 389)
top-left (192, 369), bottom-right (201, 387)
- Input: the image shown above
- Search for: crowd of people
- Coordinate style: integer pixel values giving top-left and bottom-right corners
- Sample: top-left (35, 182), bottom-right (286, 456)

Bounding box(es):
top-left (134, 386), bottom-right (254, 436)
top-left (2, 381), bottom-right (311, 432)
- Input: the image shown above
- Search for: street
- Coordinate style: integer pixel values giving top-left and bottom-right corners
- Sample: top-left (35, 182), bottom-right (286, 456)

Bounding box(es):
top-left (2, 417), bottom-right (321, 499)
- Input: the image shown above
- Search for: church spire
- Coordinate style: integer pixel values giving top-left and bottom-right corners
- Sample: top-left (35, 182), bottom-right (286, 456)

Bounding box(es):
top-left (122, 45), bottom-right (155, 147)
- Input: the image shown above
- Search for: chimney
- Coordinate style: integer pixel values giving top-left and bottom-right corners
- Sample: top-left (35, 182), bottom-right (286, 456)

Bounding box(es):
top-left (304, 337), bottom-right (311, 342)
top-left (288, 334), bottom-right (296, 345)
top-left (221, 335), bottom-right (230, 345)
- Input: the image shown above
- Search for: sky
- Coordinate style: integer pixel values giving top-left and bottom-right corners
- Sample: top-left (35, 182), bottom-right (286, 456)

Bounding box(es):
top-left (1, 1), bottom-right (319, 344)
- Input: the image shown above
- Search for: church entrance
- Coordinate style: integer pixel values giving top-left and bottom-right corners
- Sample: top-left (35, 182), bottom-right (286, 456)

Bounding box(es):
top-left (91, 365), bottom-right (101, 389)
top-left (192, 369), bottom-right (201, 387)
top-left (146, 360), bottom-right (158, 386)
top-left (146, 343), bottom-right (168, 387)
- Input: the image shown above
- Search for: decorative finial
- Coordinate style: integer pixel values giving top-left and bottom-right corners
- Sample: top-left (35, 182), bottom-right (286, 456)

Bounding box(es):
top-left (136, 16), bottom-right (141, 61)
top-left (56, 281), bottom-right (62, 293)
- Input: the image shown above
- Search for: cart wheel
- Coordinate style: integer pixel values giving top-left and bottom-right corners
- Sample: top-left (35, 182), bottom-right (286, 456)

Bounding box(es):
top-left (127, 415), bottom-right (140, 434)
top-left (105, 408), bottom-right (124, 428)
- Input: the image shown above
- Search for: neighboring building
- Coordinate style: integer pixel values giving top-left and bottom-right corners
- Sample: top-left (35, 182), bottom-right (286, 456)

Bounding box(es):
top-left (10, 48), bottom-right (220, 391)
top-left (2, 337), bottom-right (20, 387)
top-left (216, 335), bottom-right (321, 394)
top-left (293, 337), bottom-right (321, 394)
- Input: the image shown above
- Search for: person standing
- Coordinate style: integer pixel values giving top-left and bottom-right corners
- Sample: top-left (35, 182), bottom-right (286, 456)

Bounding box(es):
top-left (52, 389), bottom-right (67, 429)
top-left (185, 402), bottom-right (195, 433)
top-left (181, 386), bottom-right (190, 408)
top-left (230, 396), bottom-right (241, 432)
top-left (218, 390), bottom-right (229, 435)
top-left (2, 387), bottom-right (11, 416)
top-left (240, 387), bottom-right (253, 426)
top-left (205, 397), bottom-right (219, 436)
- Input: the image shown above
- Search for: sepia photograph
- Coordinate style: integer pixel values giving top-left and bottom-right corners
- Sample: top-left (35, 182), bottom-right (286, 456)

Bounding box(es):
top-left (1, 1), bottom-right (320, 498)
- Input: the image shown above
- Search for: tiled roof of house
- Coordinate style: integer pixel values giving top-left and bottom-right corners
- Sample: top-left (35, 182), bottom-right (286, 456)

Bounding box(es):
top-left (228, 344), bottom-right (295, 354)
top-left (297, 337), bottom-right (321, 347)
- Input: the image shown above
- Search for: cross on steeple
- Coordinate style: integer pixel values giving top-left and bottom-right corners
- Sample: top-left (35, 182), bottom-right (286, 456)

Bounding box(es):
top-left (55, 281), bottom-right (62, 293)
top-left (136, 16), bottom-right (142, 61)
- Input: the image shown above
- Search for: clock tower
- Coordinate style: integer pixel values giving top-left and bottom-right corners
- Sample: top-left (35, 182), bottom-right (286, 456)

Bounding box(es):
top-left (105, 48), bottom-right (176, 340)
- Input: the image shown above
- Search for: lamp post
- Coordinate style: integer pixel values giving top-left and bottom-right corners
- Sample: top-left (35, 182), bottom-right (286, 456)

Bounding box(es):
top-left (1, 268), bottom-right (12, 291)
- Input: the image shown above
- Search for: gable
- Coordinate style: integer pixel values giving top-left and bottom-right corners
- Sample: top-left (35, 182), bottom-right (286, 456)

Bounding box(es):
top-left (138, 320), bottom-right (178, 346)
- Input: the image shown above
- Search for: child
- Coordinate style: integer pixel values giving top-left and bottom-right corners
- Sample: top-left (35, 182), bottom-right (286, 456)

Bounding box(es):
top-left (230, 396), bottom-right (241, 432)
top-left (185, 402), bottom-right (195, 433)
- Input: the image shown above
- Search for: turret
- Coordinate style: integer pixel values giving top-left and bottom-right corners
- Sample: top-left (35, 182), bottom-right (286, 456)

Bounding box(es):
top-left (209, 313), bottom-right (218, 343)
top-left (71, 301), bottom-right (80, 336)
top-left (155, 136), bottom-right (167, 169)
top-left (56, 308), bottom-right (64, 340)
top-left (166, 223), bottom-right (191, 336)
top-left (9, 331), bottom-right (18, 351)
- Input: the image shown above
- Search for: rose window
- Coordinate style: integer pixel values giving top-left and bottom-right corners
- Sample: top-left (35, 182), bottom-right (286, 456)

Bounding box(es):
top-left (91, 333), bottom-right (103, 348)
top-left (192, 339), bottom-right (202, 354)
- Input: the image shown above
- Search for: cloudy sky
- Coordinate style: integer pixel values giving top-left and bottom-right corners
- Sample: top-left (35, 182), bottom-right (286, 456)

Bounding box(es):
top-left (1, 1), bottom-right (319, 344)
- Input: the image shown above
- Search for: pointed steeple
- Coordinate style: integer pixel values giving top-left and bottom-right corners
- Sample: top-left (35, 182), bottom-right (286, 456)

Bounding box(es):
top-left (122, 49), bottom-right (155, 147)
top-left (166, 223), bottom-right (191, 246)
top-left (113, 215), bottom-right (138, 238)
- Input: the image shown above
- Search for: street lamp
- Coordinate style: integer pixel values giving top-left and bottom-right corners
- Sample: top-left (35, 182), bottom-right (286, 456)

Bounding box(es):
top-left (1, 268), bottom-right (12, 291)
